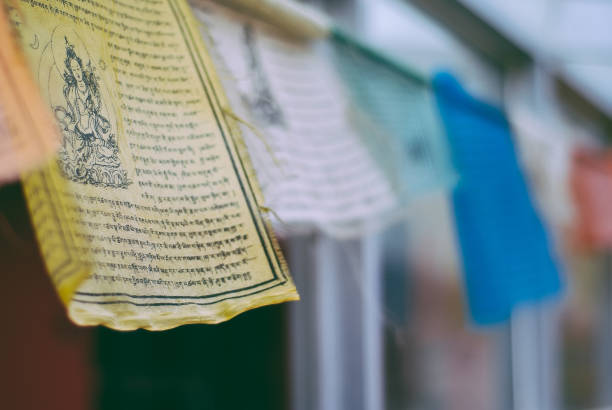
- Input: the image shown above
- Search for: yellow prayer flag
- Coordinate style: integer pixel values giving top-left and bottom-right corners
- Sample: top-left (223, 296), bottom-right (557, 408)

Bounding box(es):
top-left (17, 0), bottom-right (298, 330)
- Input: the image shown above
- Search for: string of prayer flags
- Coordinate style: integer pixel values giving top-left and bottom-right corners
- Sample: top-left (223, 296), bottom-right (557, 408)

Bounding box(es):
top-left (571, 149), bottom-right (612, 250)
top-left (0, 3), bottom-right (60, 185)
top-left (17, 0), bottom-right (298, 330)
top-left (433, 72), bottom-right (562, 325)
top-left (193, 0), bottom-right (398, 238)
top-left (330, 31), bottom-right (456, 200)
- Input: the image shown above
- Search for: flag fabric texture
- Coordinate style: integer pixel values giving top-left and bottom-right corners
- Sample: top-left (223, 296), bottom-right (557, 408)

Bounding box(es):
top-left (330, 33), bottom-right (456, 200)
top-left (571, 150), bottom-right (612, 250)
top-left (433, 72), bottom-right (562, 325)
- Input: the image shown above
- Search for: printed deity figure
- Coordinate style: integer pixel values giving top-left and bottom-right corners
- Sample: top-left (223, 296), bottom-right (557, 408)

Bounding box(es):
top-left (56, 38), bottom-right (128, 187)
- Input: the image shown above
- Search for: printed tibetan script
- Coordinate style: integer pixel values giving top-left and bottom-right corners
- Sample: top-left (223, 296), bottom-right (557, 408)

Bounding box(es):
top-left (15, 0), bottom-right (298, 330)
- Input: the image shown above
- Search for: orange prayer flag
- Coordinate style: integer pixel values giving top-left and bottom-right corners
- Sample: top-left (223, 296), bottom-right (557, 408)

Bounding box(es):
top-left (0, 3), bottom-right (60, 184)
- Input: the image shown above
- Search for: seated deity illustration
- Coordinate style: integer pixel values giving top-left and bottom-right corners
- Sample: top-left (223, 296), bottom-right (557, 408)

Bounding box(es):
top-left (54, 38), bottom-right (129, 188)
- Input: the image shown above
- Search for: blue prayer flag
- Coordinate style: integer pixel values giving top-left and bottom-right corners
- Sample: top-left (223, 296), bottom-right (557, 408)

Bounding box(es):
top-left (433, 72), bottom-right (562, 325)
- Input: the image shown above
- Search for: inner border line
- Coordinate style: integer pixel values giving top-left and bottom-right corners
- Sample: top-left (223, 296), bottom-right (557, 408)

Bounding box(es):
top-left (74, 0), bottom-right (287, 301)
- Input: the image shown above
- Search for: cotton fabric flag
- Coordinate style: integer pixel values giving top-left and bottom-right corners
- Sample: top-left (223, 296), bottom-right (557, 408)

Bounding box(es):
top-left (193, 1), bottom-right (398, 238)
top-left (571, 150), bottom-right (612, 250)
top-left (330, 32), bottom-right (456, 200)
top-left (433, 72), bottom-right (562, 325)
top-left (210, 0), bottom-right (331, 39)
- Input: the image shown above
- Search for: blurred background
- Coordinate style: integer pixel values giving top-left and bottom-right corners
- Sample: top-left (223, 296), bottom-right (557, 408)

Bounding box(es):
top-left (2, 0), bottom-right (612, 409)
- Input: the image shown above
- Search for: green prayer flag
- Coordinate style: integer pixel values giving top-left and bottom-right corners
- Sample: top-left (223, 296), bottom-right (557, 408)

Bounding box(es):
top-left (330, 31), bottom-right (456, 200)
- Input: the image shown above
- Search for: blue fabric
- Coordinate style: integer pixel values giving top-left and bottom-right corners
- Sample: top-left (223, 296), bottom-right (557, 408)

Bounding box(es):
top-left (433, 72), bottom-right (562, 325)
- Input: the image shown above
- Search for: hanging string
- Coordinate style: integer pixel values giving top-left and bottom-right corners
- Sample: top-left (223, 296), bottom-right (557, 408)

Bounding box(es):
top-left (205, 0), bottom-right (331, 40)
top-left (258, 204), bottom-right (288, 227)
top-left (220, 106), bottom-right (283, 170)
top-left (332, 28), bottom-right (429, 88)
